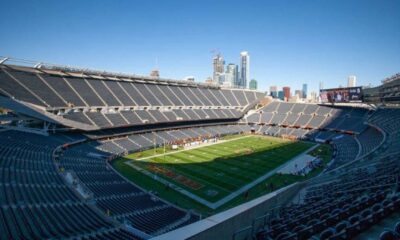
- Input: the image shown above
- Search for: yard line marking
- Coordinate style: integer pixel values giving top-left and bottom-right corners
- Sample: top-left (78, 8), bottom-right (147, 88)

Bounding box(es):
top-left (154, 154), bottom-right (243, 189)
top-left (162, 153), bottom-right (248, 186)
top-left (124, 141), bottom-right (318, 209)
top-left (136, 135), bottom-right (253, 160)
top-left (126, 160), bottom-right (233, 194)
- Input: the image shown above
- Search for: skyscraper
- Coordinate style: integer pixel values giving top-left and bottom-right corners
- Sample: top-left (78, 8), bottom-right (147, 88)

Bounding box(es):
top-left (213, 54), bottom-right (225, 84)
top-left (183, 76), bottom-right (195, 82)
top-left (310, 91), bottom-right (318, 102)
top-left (150, 69), bottom-right (160, 78)
top-left (319, 81), bottom-right (324, 91)
top-left (225, 63), bottom-right (239, 87)
top-left (217, 73), bottom-right (225, 85)
top-left (270, 86), bottom-right (278, 98)
top-left (249, 79), bottom-right (257, 90)
top-left (302, 83), bottom-right (308, 98)
top-left (239, 51), bottom-right (250, 89)
top-left (278, 91), bottom-right (284, 100)
top-left (283, 87), bottom-right (291, 101)
top-left (348, 75), bottom-right (357, 87)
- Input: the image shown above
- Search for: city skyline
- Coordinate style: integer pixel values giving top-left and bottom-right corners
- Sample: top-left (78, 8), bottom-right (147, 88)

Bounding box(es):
top-left (211, 51), bottom-right (249, 88)
top-left (0, 0), bottom-right (399, 94)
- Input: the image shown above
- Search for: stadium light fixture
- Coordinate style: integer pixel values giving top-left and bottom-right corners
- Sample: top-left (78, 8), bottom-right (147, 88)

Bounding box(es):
top-left (34, 62), bottom-right (42, 69)
top-left (0, 57), bottom-right (9, 65)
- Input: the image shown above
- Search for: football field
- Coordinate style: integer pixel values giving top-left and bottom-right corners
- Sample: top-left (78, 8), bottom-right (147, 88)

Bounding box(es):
top-left (113, 134), bottom-right (317, 212)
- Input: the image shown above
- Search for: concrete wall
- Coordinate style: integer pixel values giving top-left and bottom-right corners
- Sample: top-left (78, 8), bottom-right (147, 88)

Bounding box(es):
top-left (151, 182), bottom-right (305, 240)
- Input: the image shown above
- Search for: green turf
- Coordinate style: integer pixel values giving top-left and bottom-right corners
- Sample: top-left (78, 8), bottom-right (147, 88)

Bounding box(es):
top-left (128, 133), bottom-right (244, 159)
top-left (127, 135), bottom-right (313, 200)
top-left (112, 134), bottom-right (335, 216)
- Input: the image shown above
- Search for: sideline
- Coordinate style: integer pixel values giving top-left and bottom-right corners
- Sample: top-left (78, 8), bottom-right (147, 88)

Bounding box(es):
top-left (136, 135), bottom-right (253, 160)
top-left (124, 141), bottom-right (318, 209)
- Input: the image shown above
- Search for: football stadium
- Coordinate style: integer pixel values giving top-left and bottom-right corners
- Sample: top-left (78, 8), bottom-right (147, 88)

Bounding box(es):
top-left (1, 1), bottom-right (400, 240)
top-left (0, 57), bottom-right (399, 240)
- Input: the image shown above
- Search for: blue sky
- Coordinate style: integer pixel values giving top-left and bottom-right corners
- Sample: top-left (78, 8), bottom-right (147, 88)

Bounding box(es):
top-left (0, 0), bottom-right (399, 94)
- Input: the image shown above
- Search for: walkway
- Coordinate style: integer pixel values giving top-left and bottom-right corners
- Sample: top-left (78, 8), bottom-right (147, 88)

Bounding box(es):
top-left (277, 144), bottom-right (320, 174)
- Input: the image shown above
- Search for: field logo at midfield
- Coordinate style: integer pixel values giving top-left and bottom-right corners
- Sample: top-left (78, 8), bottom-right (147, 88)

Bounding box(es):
top-left (147, 164), bottom-right (204, 190)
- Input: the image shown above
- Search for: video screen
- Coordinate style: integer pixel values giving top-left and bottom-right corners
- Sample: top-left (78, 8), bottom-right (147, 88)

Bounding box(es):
top-left (320, 87), bottom-right (363, 103)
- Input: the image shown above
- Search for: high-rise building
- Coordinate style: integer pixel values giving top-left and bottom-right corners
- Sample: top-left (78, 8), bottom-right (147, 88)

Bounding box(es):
top-left (302, 83), bottom-right (308, 98)
top-left (216, 73), bottom-right (225, 85)
top-left (270, 86), bottom-right (278, 98)
top-left (283, 87), bottom-right (291, 101)
top-left (183, 76), bottom-right (195, 82)
top-left (295, 90), bottom-right (302, 98)
top-left (310, 91), bottom-right (318, 103)
top-left (319, 81), bottom-right (324, 91)
top-left (348, 75), bottom-right (357, 87)
top-left (289, 94), bottom-right (300, 103)
top-left (278, 91), bottom-right (284, 100)
top-left (249, 79), bottom-right (257, 90)
top-left (239, 51), bottom-right (250, 89)
top-left (205, 77), bottom-right (213, 84)
top-left (150, 69), bottom-right (160, 78)
top-left (213, 54), bottom-right (225, 84)
top-left (225, 63), bottom-right (239, 87)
